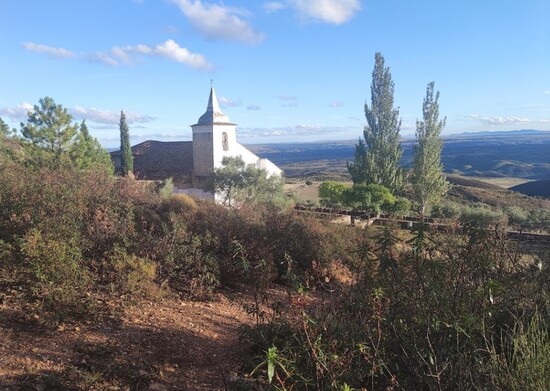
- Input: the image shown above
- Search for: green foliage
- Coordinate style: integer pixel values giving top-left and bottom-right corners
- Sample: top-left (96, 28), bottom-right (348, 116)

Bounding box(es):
top-left (431, 202), bottom-right (462, 218)
top-left (119, 110), bottom-right (133, 176)
top-left (460, 205), bottom-right (506, 228)
top-left (111, 249), bottom-right (159, 298)
top-left (19, 97), bottom-right (78, 168)
top-left (489, 311), bottom-right (550, 390)
top-left (346, 138), bottom-right (369, 184)
top-left (69, 120), bottom-right (113, 172)
top-left (342, 183), bottom-right (396, 213)
top-left (318, 181), bottom-right (347, 207)
top-left (159, 177), bottom-right (174, 199)
top-left (160, 193), bottom-right (197, 215)
top-left (348, 52), bottom-right (404, 192)
top-left (209, 156), bottom-right (286, 208)
top-left (245, 219), bottom-right (548, 390)
top-left (15, 98), bottom-right (112, 171)
top-left (385, 196), bottom-right (411, 215)
top-left (411, 82), bottom-right (449, 215)
top-left (0, 116), bottom-right (10, 136)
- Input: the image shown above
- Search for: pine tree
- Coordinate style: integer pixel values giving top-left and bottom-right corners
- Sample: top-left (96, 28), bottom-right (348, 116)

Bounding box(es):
top-left (411, 82), bottom-right (449, 215)
top-left (69, 120), bottom-right (113, 172)
top-left (119, 110), bottom-right (133, 176)
top-left (348, 52), bottom-right (403, 192)
top-left (0, 117), bottom-right (10, 136)
top-left (20, 97), bottom-right (78, 168)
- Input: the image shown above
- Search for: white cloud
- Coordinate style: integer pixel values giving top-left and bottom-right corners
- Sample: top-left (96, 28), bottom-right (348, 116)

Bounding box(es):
top-left (275, 95), bottom-right (297, 101)
top-left (329, 100), bottom-right (343, 107)
top-left (88, 52), bottom-right (119, 66)
top-left (154, 40), bottom-right (212, 70)
top-left (25, 40), bottom-right (211, 71)
top-left (545, 90), bottom-right (550, 95)
top-left (218, 96), bottom-right (242, 108)
top-left (263, 1), bottom-right (287, 13)
top-left (0, 102), bottom-right (34, 120)
top-left (241, 123), bottom-right (350, 137)
top-left (292, 0), bottom-right (361, 24)
top-left (93, 40), bottom-right (212, 71)
top-left (247, 105), bottom-right (261, 111)
top-left (170, 0), bottom-right (264, 44)
top-left (468, 114), bottom-right (530, 126)
top-left (22, 42), bottom-right (76, 59)
top-left (72, 106), bottom-right (156, 125)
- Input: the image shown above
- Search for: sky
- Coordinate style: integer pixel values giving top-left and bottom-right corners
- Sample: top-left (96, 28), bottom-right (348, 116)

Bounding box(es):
top-left (1, 0), bottom-right (549, 148)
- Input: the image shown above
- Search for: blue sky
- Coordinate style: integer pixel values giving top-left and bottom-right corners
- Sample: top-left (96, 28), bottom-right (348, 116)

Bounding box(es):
top-left (1, 0), bottom-right (549, 147)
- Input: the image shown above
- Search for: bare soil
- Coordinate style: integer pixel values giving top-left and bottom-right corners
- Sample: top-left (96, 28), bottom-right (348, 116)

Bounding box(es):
top-left (0, 289), bottom-right (259, 391)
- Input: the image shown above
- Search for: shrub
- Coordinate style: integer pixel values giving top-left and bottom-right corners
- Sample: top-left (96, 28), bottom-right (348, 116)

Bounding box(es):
top-left (244, 223), bottom-right (543, 390)
top-left (489, 310), bottom-right (550, 390)
top-left (159, 177), bottom-right (174, 199)
top-left (110, 249), bottom-right (159, 298)
top-left (19, 229), bottom-right (90, 315)
top-left (318, 181), bottom-right (347, 207)
top-left (505, 206), bottom-right (529, 229)
top-left (160, 193), bottom-right (197, 216)
top-left (385, 196), bottom-right (411, 216)
top-left (343, 183), bottom-right (396, 213)
top-left (431, 202), bottom-right (461, 218)
top-left (460, 205), bottom-right (506, 227)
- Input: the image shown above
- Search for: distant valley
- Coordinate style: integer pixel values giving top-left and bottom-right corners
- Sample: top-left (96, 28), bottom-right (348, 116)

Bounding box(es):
top-left (248, 130), bottom-right (550, 184)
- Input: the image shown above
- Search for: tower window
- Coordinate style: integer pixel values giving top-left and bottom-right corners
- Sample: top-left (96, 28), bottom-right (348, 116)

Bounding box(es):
top-left (222, 132), bottom-right (229, 151)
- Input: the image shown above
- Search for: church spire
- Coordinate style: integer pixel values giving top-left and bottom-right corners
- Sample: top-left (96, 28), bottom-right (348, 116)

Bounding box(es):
top-left (195, 84), bottom-right (232, 125)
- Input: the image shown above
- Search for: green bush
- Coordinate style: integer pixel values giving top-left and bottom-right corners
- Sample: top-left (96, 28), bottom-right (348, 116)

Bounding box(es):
top-left (489, 311), bottom-right (550, 390)
top-left (19, 229), bottom-right (90, 315)
top-left (431, 202), bottom-right (462, 218)
top-left (110, 249), bottom-right (160, 298)
top-left (460, 205), bottom-right (506, 227)
top-left (318, 181), bottom-right (347, 207)
top-left (244, 224), bottom-right (545, 390)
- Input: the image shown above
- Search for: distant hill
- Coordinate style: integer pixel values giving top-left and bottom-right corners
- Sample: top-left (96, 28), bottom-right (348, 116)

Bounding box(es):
top-left (510, 180), bottom-right (550, 198)
top-left (248, 130), bottom-right (550, 180)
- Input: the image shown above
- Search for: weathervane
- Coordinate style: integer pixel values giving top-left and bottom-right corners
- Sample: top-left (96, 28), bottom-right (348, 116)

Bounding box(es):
top-left (210, 78), bottom-right (213, 87)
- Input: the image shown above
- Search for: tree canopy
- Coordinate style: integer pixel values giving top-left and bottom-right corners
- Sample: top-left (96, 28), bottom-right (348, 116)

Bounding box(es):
top-left (411, 82), bottom-right (449, 215)
top-left (16, 97), bottom-right (112, 171)
top-left (69, 120), bottom-right (113, 172)
top-left (348, 52), bottom-right (403, 192)
top-left (119, 111), bottom-right (133, 176)
top-left (209, 156), bottom-right (285, 208)
top-left (20, 97), bottom-right (78, 168)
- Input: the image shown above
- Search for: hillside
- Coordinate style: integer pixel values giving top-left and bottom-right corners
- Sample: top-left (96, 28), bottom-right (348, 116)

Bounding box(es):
top-left (511, 180), bottom-right (550, 198)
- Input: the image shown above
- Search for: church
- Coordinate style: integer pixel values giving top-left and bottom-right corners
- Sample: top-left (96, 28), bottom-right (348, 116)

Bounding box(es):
top-left (111, 86), bottom-right (282, 197)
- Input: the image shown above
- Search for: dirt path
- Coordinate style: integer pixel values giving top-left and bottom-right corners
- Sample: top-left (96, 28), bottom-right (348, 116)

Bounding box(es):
top-left (0, 292), bottom-right (257, 390)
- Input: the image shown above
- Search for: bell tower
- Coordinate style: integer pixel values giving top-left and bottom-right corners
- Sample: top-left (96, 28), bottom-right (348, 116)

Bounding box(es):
top-left (191, 86), bottom-right (237, 188)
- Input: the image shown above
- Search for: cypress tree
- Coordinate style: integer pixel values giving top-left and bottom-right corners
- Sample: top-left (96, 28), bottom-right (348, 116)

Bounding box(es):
top-left (348, 52), bottom-right (403, 192)
top-left (411, 82), bottom-right (449, 215)
top-left (119, 110), bottom-right (133, 176)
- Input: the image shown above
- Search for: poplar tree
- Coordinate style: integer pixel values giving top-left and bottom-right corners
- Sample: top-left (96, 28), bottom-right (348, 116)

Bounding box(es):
top-left (411, 82), bottom-right (449, 215)
top-left (119, 110), bottom-right (133, 176)
top-left (348, 52), bottom-right (403, 192)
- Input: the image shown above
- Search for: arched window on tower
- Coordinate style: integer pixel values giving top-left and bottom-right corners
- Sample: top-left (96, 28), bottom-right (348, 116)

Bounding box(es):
top-left (222, 132), bottom-right (229, 151)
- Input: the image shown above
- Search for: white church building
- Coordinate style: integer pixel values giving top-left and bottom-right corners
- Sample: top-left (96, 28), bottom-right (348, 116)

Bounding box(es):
top-left (111, 86), bottom-right (282, 197)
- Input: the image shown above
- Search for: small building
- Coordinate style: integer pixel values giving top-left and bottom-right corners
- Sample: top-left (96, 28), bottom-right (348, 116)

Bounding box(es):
top-left (111, 86), bottom-right (282, 195)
